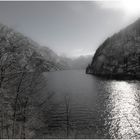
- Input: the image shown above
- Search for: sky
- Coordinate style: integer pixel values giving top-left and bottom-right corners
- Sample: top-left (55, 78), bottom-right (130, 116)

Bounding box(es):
top-left (0, 1), bottom-right (140, 58)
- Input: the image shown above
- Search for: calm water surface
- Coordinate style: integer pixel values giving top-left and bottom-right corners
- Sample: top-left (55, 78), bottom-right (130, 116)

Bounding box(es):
top-left (43, 70), bottom-right (140, 138)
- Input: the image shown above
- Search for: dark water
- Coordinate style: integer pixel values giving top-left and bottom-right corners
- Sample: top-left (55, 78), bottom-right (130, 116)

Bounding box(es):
top-left (43, 70), bottom-right (140, 139)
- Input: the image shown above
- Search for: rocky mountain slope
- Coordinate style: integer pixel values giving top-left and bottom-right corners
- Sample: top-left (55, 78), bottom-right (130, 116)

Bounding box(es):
top-left (86, 18), bottom-right (140, 79)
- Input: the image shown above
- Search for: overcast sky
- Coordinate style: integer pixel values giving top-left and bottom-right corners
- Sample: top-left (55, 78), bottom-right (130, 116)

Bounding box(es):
top-left (0, 1), bottom-right (140, 57)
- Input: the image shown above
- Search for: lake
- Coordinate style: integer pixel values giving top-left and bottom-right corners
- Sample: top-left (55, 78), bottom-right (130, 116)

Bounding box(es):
top-left (43, 70), bottom-right (140, 139)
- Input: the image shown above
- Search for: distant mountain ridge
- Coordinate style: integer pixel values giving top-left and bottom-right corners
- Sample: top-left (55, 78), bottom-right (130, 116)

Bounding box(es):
top-left (86, 18), bottom-right (140, 79)
top-left (39, 46), bottom-right (92, 70)
top-left (63, 55), bottom-right (92, 70)
top-left (39, 46), bottom-right (70, 70)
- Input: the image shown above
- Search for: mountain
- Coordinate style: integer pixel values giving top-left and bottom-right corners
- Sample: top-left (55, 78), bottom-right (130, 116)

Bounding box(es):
top-left (71, 55), bottom-right (92, 69)
top-left (0, 23), bottom-right (64, 138)
top-left (61, 55), bottom-right (92, 70)
top-left (39, 46), bottom-right (70, 70)
top-left (86, 18), bottom-right (140, 79)
top-left (0, 23), bottom-right (61, 73)
top-left (39, 47), bottom-right (92, 70)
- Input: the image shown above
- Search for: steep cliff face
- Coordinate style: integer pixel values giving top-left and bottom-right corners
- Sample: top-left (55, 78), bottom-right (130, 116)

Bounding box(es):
top-left (86, 19), bottom-right (140, 78)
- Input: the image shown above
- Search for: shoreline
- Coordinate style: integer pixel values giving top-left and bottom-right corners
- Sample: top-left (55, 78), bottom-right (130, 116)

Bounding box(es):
top-left (86, 72), bottom-right (140, 80)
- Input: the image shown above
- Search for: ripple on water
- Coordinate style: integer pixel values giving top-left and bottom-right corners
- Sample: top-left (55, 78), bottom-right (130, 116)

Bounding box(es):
top-left (43, 70), bottom-right (140, 138)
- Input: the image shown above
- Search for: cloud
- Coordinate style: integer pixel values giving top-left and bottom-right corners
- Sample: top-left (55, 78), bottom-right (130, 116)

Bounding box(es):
top-left (95, 1), bottom-right (123, 11)
top-left (96, 0), bottom-right (140, 18)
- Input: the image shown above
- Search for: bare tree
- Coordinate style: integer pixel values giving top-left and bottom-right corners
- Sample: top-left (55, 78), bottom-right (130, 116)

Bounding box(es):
top-left (64, 95), bottom-right (71, 138)
top-left (0, 23), bottom-right (57, 139)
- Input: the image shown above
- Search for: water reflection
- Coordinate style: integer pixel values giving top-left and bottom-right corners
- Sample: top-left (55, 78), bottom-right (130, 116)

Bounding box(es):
top-left (44, 70), bottom-right (140, 138)
top-left (105, 81), bottom-right (140, 139)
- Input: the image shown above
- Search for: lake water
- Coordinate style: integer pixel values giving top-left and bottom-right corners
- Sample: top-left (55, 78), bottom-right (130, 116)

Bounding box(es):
top-left (43, 70), bottom-right (140, 139)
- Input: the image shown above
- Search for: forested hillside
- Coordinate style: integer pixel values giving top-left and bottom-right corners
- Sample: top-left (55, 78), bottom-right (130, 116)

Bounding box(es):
top-left (86, 19), bottom-right (140, 79)
top-left (39, 46), bottom-right (70, 70)
top-left (0, 23), bottom-right (58, 138)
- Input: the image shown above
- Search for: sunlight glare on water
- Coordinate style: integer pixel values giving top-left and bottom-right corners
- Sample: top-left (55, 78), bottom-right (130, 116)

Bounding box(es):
top-left (44, 71), bottom-right (140, 138)
top-left (105, 81), bottom-right (140, 139)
